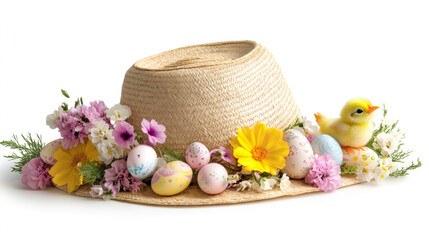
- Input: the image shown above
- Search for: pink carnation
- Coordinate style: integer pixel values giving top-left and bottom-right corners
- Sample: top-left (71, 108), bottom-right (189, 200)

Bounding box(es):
top-left (305, 154), bottom-right (343, 193)
top-left (103, 159), bottom-right (143, 196)
top-left (56, 105), bottom-right (102, 149)
top-left (21, 157), bottom-right (52, 190)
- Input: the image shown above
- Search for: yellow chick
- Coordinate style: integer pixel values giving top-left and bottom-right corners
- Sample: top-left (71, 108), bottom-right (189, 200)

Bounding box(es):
top-left (314, 98), bottom-right (379, 153)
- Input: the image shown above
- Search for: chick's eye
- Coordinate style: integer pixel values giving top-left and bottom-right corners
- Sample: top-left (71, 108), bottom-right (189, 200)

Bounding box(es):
top-left (356, 108), bottom-right (364, 114)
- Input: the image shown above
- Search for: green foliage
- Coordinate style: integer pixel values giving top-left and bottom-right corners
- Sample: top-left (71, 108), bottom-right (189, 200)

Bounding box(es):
top-left (1, 133), bottom-right (45, 173)
top-left (283, 117), bottom-right (303, 132)
top-left (162, 147), bottom-right (186, 163)
top-left (79, 161), bottom-right (106, 185)
top-left (61, 89), bottom-right (70, 98)
top-left (390, 159), bottom-right (422, 178)
top-left (340, 163), bottom-right (357, 175)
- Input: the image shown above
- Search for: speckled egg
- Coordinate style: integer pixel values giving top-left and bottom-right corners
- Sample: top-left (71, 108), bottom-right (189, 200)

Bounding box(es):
top-left (342, 147), bottom-right (379, 168)
top-left (40, 139), bottom-right (63, 165)
top-left (281, 129), bottom-right (314, 179)
top-left (151, 161), bottom-right (193, 196)
top-left (127, 145), bottom-right (158, 180)
top-left (185, 142), bottom-right (210, 170)
top-left (311, 134), bottom-right (343, 166)
top-left (197, 163), bottom-right (228, 195)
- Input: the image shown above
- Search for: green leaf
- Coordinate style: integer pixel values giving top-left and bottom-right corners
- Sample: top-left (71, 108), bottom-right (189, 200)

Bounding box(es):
top-left (1, 133), bottom-right (45, 173)
top-left (390, 159), bottom-right (422, 178)
top-left (340, 163), bottom-right (357, 175)
top-left (61, 89), bottom-right (70, 98)
top-left (78, 161), bottom-right (106, 185)
top-left (283, 117), bottom-right (302, 132)
top-left (162, 147), bottom-right (186, 163)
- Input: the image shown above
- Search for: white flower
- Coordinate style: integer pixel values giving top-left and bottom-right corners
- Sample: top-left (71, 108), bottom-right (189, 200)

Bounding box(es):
top-left (372, 132), bottom-right (402, 156)
top-left (46, 106), bottom-right (63, 129)
top-left (89, 185), bottom-right (104, 198)
top-left (374, 166), bottom-right (390, 182)
top-left (235, 180), bottom-right (252, 191)
top-left (293, 116), bottom-right (320, 139)
top-left (88, 121), bottom-right (110, 145)
top-left (280, 173), bottom-right (291, 191)
top-left (105, 104), bottom-right (132, 123)
top-left (252, 177), bottom-right (277, 192)
top-left (355, 159), bottom-right (378, 182)
top-left (92, 129), bottom-right (126, 165)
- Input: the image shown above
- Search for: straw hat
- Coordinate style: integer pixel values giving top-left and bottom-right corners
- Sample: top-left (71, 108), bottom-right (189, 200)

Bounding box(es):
top-left (55, 41), bottom-right (364, 205)
top-left (120, 40), bottom-right (300, 152)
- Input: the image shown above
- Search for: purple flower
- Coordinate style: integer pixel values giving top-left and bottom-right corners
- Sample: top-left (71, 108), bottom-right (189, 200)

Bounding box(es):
top-left (305, 154), bottom-right (343, 193)
top-left (56, 105), bottom-right (102, 149)
top-left (21, 157), bottom-right (52, 190)
top-left (210, 146), bottom-right (237, 165)
top-left (103, 159), bottom-right (143, 195)
top-left (141, 119), bottom-right (166, 146)
top-left (90, 100), bottom-right (111, 126)
top-left (112, 121), bottom-right (136, 149)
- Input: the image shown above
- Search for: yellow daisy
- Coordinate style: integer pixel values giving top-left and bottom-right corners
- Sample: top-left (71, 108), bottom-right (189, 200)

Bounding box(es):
top-left (49, 138), bottom-right (100, 193)
top-left (231, 122), bottom-right (289, 175)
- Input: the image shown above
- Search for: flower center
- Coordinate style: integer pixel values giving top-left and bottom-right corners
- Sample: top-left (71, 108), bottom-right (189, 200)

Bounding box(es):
top-left (251, 146), bottom-right (267, 162)
top-left (121, 132), bottom-right (132, 141)
top-left (72, 153), bottom-right (87, 167)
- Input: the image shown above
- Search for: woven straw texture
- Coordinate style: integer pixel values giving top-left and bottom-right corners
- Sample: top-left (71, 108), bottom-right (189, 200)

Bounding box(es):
top-left (56, 174), bottom-right (362, 206)
top-left (120, 40), bottom-right (300, 152)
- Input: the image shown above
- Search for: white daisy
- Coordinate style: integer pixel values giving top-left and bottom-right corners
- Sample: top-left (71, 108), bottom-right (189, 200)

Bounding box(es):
top-left (105, 104), bottom-right (132, 123)
top-left (235, 180), bottom-right (252, 191)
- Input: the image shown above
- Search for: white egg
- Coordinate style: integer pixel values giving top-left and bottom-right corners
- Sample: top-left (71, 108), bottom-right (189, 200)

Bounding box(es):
top-left (127, 145), bottom-right (158, 180)
top-left (281, 129), bottom-right (314, 179)
top-left (342, 147), bottom-right (379, 168)
top-left (197, 163), bottom-right (228, 195)
top-left (185, 142), bottom-right (210, 170)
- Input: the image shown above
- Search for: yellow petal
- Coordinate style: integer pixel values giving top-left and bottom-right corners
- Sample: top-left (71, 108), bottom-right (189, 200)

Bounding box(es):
top-left (237, 129), bottom-right (253, 151)
top-left (54, 147), bottom-right (72, 163)
top-left (85, 141), bottom-right (100, 161)
top-left (51, 169), bottom-right (72, 186)
top-left (233, 147), bottom-right (252, 158)
top-left (231, 136), bottom-right (240, 149)
top-left (252, 122), bottom-right (267, 146)
top-left (265, 154), bottom-right (286, 169)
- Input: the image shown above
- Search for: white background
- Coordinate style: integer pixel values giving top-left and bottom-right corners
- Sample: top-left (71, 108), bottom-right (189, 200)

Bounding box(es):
top-left (1, 0), bottom-right (428, 239)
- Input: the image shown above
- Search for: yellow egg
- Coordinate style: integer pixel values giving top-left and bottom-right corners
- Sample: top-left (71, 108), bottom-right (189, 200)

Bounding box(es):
top-left (151, 161), bottom-right (193, 196)
top-left (342, 147), bottom-right (379, 168)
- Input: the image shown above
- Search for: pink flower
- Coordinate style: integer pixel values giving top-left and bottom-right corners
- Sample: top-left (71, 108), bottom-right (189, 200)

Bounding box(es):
top-left (112, 121), bottom-right (136, 149)
top-left (305, 154), bottom-right (343, 193)
top-left (103, 159), bottom-right (143, 195)
top-left (21, 157), bottom-right (52, 190)
top-left (141, 119), bottom-right (166, 146)
top-left (90, 100), bottom-right (111, 126)
top-left (56, 105), bottom-right (102, 149)
top-left (210, 146), bottom-right (237, 165)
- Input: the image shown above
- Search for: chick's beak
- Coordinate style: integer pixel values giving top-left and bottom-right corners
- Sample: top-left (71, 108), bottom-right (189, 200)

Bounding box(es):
top-left (367, 105), bottom-right (380, 114)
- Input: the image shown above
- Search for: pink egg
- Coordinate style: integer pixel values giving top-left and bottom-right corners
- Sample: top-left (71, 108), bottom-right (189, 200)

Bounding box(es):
top-left (185, 142), bottom-right (210, 170)
top-left (40, 139), bottom-right (63, 165)
top-left (197, 163), bottom-right (228, 195)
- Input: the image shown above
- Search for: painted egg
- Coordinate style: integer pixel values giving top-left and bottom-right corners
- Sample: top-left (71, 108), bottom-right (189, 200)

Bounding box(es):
top-left (311, 134), bottom-right (343, 166)
top-left (127, 145), bottom-right (158, 180)
top-left (40, 139), bottom-right (63, 165)
top-left (151, 161), bottom-right (193, 196)
top-left (197, 163), bottom-right (228, 195)
top-left (281, 129), bottom-right (314, 179)
top-left (185, 142), bottom-right (210, 170)
top-left (342, 147), bottom-right (379, 168)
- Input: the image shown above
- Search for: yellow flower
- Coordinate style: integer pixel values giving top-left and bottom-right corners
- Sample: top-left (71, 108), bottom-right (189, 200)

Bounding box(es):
top-left (49, 139), bottom-right (100, 193)
top-left (231, 122), bottom-right (289, 175)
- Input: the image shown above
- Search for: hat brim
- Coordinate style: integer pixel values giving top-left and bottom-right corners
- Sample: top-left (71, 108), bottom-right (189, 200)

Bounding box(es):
top-left (55, 174), bottom-right (362, 206)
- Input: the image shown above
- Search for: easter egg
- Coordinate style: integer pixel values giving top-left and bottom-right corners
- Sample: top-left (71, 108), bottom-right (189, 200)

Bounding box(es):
top-left (311, 134), bottom-right (343, 166)
top-left (197, 163), bottom-right (228, 195)
top-left (151, 161), bottom-right (193, 196)
top-left (281, 129), bottom-right (314, 179)
top-left (342, 147), bottom-right (379, 168)
top-left (40, 139), bottom-right (63, 165)
top-left (185, 142), bottom-right (210, 170)
top-left (127, 145), bottom-right (158, 180)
